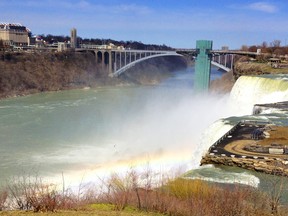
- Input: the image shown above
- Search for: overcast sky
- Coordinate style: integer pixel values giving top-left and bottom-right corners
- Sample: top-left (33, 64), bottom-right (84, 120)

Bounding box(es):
top-left (1, 0), bottom-right (288, 49)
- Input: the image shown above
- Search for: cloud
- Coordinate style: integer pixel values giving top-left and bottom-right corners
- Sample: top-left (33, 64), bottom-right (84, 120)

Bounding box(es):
top-left (247, 2), bottom-right (278, 13)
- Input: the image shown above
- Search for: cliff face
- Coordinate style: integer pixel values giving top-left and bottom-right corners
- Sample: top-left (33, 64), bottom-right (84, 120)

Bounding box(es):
top-left (0, 51), bottom-right (105, 98)
top-left (210, 71), bottom-right (235, 94)
top-left (0, 52), bottom-right (187, 98)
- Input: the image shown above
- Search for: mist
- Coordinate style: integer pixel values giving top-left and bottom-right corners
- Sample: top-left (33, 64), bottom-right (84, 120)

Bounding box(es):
top-left (51, 87), bottom-right (237, 185)
top-left (58, 72), bottom-right (288, 187)
top-left (0, 67), bottom-right (245, 187)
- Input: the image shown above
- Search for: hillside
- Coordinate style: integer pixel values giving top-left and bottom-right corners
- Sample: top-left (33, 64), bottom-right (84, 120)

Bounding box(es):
top-left (0, 51), bottom-right (187, 99)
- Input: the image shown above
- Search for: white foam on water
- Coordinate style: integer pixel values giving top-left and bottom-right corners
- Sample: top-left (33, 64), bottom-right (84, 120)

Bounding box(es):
top-left (185, 165), bottom-right (260, 188)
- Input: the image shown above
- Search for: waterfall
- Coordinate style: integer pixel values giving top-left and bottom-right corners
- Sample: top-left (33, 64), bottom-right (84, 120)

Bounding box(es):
top-left (229, 75), bottom-right (288, 115)
top-left (201, 74), bottom-right (288, 150)
top-left (189, 74), bottom-right (288, 187)
top-left (199, 74), bottom-right (288, 155)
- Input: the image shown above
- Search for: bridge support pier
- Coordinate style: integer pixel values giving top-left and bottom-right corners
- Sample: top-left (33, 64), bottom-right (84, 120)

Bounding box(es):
top-left (195, 40), bottom-right (213, 91)
top-left (108, 51), bottom-right (112, 75)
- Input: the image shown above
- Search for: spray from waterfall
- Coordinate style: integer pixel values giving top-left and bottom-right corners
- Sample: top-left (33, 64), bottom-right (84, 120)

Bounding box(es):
top-left (25, 73), bottom-right (288, 188)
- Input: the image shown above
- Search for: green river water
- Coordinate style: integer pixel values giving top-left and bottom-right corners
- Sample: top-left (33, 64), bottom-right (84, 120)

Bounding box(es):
top-left (1, 66), bottom-right (288, 199)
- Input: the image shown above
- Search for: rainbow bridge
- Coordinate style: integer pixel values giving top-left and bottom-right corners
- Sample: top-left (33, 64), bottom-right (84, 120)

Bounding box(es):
top-left (76, 40), bottom-right (260, 91)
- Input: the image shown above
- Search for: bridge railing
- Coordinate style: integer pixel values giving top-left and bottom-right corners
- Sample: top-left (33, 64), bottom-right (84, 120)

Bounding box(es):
top-left (211, 50), bottom-right (260, 56)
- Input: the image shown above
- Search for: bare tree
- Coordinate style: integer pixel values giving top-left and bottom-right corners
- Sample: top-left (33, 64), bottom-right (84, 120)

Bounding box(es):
top-left (0, 188), bottom-right (8, 210)
top-left (262, 162), bottom-right (288, 215)
top-left (271, 40), bottom-right (281, 48)
top-left (248, 45), bottom-right (258, 52)
top-left (0, 40), bottom-right (4, 51)
top-left (262, 41), bottom-right (268, 48)
top-left (241, 45), bottom-right (249, 51)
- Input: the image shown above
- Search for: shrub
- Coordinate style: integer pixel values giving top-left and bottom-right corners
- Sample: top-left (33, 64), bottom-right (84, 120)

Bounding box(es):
top-left (98, 169), bottom-right (273, 216)
top-left (6, 174), bottom-right (98, 212)
top-left (7, 175), bottom-right (59, 212)
top-left (0, 188), bottom-right (8, 210)
top-left (0, 169), bottom-right (280, 215)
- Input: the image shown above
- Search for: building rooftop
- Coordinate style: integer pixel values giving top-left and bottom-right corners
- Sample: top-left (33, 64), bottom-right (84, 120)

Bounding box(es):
top-left (0, 22), bottom-right (30, 32)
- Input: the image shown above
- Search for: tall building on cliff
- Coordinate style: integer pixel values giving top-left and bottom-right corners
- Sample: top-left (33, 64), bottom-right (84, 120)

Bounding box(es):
top-left (70, 28), bottom-right (77, 49)
top-left (0, 22), bottom-right (30, 46)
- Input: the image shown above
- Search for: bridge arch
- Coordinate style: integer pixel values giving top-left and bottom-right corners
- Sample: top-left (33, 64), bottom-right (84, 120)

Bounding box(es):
top-left (104, 51), bottom-right (110, 65)
top-left (112, 52), bottom-right (232, 77)
top-left (112, 52), bottom-right (182, 77)
top-left (211, 61), bottom-right (231, 72)
top-left (96, 51), bottom-right (103, 64)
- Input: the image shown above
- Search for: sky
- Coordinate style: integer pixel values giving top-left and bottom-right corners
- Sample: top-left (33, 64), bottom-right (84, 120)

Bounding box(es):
top-left (1, 0), bottom-right (288, 49)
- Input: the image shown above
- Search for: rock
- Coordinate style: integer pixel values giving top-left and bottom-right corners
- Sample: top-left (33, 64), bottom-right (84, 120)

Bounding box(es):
top-left (200, 153), bottom-right (288, 177)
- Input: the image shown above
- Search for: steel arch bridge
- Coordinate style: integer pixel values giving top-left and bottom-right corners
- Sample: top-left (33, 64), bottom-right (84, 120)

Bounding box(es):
top-left (112, 51), bottom-right (182, 77)
top-left (76, 46), bottom-right (233, 77)
top-left (76, 41), bottom-right (259, 91)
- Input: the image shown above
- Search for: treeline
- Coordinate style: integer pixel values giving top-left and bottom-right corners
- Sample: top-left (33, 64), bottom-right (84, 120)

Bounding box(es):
top-left (39, 34), bottom-right (172, 50)
top-left (241, 40), bottom-right (288, 56)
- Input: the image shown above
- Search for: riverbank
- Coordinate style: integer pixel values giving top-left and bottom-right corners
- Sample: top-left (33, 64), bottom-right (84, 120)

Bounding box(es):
top-left (0, 173), bottom-right (273, 215)
top-left (209, 70), bottom-right (234, 93)
top-left (0, 51), bottom-right (187, 99)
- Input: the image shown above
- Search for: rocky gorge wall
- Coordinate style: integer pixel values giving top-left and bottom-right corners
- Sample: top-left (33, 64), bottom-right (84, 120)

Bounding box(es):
top-left (0, 51), bottom-right (101, 98)
top-left (0, 51), bottom-right (187, 99)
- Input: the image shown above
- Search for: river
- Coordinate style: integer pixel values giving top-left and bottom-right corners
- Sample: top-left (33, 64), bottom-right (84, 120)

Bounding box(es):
top-left (0, 66), bottom-right (274, 191)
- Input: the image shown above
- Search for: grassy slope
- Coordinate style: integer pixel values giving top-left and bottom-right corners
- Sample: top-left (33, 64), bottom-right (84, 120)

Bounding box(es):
top-left (234, 62), bottom-right (288, 78)
top-left (0, 210), bottom-right (163, 216)
top-left (0, 204), bottom-right (164, 216)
